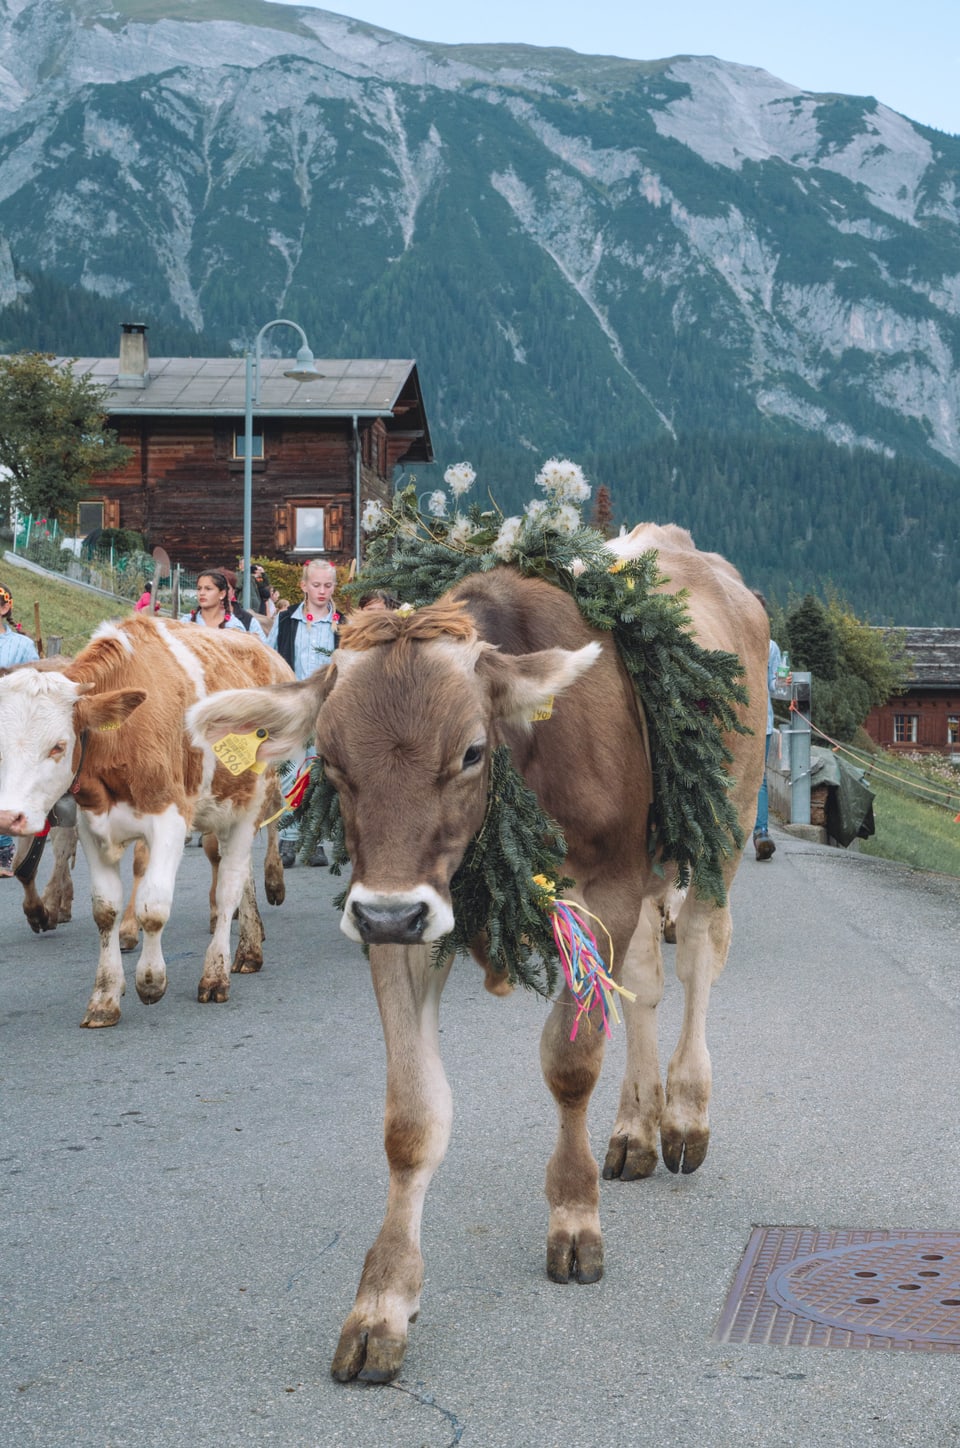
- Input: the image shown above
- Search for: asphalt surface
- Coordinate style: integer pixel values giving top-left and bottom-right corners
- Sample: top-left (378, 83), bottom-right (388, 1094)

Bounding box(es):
top-left (2, 825), bottom-right (960, 1448)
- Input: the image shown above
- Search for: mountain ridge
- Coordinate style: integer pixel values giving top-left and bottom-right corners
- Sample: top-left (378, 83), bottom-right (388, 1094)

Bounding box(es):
top-left (0, 0), bottom-right (958, 621)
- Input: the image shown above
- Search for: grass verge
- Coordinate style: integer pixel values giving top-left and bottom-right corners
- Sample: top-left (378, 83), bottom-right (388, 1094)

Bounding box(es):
top-left (843, 746), bottom-right (960, 879)
top-left (1, 560), bottom-right (132, 655)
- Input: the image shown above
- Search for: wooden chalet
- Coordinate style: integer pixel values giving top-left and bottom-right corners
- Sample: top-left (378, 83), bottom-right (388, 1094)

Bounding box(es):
top-left (863, 628), bottom-right (960, 758)
top-left (66, 324), bottom-right (433, 570)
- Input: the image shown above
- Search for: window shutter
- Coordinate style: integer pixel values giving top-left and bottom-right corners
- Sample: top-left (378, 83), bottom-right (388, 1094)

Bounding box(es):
top-left (275, 503), bottom-right (290, 550)
top-left (326, 505), bottom-right (344, 551)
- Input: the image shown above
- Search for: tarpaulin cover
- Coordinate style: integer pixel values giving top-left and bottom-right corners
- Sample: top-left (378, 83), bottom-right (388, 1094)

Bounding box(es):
top-left (809, 745), bottom-right (876, 846)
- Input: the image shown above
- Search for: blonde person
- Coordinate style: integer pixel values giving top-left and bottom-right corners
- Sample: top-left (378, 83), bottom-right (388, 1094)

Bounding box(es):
top-left (0, 582), bottom-right (39, 875)
top-left (267, 559), bottom-right (339, 867)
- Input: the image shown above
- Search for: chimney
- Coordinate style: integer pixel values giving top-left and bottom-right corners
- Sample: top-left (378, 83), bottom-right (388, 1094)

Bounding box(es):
top-left (117, 322), bottom-right (150, 388)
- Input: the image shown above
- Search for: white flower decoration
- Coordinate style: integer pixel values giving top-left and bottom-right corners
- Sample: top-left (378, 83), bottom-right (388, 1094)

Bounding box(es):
top-left (444, 461), bottom-right (477, 498)
top-left (447, 516), bottom-right (473, 548)
top-left (426, 490), bottom-right (447, 517)
top-left (535, 458), bottom-right (591, 504)
top-left (524, 498), bottom-right (548, 525)
top-left (361, 499), bottom-right (387, 533)
top-left (569, 557), bottom-right (587, 577)
top-left (551, 503), bottom-right (581, 536)
top-left (492, 516), bottom-right (523, 560)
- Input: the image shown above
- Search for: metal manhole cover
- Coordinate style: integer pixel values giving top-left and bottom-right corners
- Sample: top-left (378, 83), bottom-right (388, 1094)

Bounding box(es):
top-left (715, 1227), bottom-right (960, 1352)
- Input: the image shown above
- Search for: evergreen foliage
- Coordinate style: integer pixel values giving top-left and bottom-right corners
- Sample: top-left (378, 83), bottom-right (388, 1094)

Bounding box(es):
top-left (778, 590), bottom-right (910, 743)
top-left (0, 353), bottom-right (131, 526)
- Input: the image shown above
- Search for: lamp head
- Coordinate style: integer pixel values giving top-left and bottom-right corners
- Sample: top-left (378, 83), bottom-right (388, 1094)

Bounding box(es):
top-left (284, 344), bottom-right (324, 382)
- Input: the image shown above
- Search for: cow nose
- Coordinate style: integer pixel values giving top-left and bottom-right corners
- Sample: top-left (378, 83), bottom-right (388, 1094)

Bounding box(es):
top-left (350, 899), bottom-right (430, 945)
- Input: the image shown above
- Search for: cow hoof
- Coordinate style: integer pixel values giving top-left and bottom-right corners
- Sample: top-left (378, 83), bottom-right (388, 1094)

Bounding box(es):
top-left (136, 975), bottom-right (168, 1005)
top-left (265, 883), bottom-right (285, 907)
top-left (602, 1133), bottom-right (658, 1181)
top-left (80, 1005), bottom-right (121, 1028)
top-left (119, 931), bottom-right (140, 954)
top-left (331, 1325), bottom-right (406, 1384)
top-left (546, 1231), bottom-right (604, 1284)
top-left (25, 908), bottom-right (54, 934)
top-left (232, 958), bottom-right (263, 975)
top-left (661, 1129), bottom-right (710, 1175)
top-left (197, 980), bottom-right (230, 1003)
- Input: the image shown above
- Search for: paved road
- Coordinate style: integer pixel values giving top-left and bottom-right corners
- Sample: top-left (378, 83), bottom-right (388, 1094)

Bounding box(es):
top-left (2, 826), bottom-right (960, 1447)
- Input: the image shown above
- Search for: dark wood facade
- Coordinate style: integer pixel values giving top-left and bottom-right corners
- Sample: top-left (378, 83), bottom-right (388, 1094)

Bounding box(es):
top-left (863, 628), bottom-right (960, 758)
top-left (69, 330), bottom-right (433, 571)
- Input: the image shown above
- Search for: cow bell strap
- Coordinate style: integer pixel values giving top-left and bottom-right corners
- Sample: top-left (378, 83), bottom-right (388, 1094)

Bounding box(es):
top-left (13, 831), bottom-right (48, 885)
top-left (69, 729), bottom-right (89, 795)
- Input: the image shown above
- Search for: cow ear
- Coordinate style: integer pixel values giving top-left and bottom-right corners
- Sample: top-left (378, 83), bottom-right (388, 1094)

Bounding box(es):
top-left (75, 688), bottom-right (147, 732)
top-left (477, 641), bottom-right (602, 726)
top-left (186, 674), bottom-right (330, 763)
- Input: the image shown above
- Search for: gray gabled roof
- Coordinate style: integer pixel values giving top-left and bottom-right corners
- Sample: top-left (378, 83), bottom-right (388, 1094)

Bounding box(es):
top-left (896, 628), bottom-right (960, 688)
top-left (66, 355), bottom-right (424, 418)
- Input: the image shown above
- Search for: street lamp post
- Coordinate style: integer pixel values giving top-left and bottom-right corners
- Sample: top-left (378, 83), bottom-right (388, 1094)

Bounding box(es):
top-left (242, 318), bottom-right (322, 609)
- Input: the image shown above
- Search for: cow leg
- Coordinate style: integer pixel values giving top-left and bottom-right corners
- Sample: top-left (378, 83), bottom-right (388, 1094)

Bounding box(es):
top-left (262, 816), bottom-right (285, 908)
top-left (259, 773), bottom-right (285, 908)
top-left (603, 895), bottom-right (666, 1181)
top-left (539, 991), bottom-right (607, 1285)
top-left (198, 816), bottom-right (257, 1001)
top-left (44, 825), bottom-right (77, 926)
top-left (77, 817), bottom-right (127, 1029)
top-left (232, 866), bottom-right (265, 974)
top-left (132, 810), bottom-right (187, 1006)
top-left (331, 943), bottom-right (453, 1385)
top-left (660, 893), bottom-right (733, 1174)
top-left (119, 839), bottom-right (148, 953)
top-left (202, 832), bottom-right (220, 933)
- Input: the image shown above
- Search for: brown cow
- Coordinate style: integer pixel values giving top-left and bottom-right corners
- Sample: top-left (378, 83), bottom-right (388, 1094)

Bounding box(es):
top-left (0, 615), bottom-right (293, 1026)
top-left (186, 526), bottom-right (769, 1382)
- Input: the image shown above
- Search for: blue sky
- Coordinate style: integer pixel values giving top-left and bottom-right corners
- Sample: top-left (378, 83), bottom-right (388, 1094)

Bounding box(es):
top-left (285, 0), bottom-right (959, 135)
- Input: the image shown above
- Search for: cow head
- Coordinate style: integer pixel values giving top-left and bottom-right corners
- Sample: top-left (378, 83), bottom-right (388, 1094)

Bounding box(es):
top-left (0, 668), bottom-right (145, 834)
top-left (186, 602), bottom-right (600, 945)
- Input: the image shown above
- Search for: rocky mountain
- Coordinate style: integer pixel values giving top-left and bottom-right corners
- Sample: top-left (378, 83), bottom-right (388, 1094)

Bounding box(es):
top-left (0, 0), bottom-right (958, 621)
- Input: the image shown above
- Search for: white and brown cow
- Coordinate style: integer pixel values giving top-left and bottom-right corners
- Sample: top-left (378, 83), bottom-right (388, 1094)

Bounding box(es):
top-left (0, 614), bottom-right (294, 1026)
top-left (187, 526), bottom-right (769, 1382)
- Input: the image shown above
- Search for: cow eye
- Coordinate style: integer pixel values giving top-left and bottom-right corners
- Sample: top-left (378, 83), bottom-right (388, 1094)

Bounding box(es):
top-left (49, 741), bottom-right (67, 760)
top-left (462, 743), bottom-right (484, 770)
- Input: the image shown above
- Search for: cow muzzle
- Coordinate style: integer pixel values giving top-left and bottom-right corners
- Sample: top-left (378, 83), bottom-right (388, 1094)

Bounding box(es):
top-left (342, 884), bottom-right (455, 945)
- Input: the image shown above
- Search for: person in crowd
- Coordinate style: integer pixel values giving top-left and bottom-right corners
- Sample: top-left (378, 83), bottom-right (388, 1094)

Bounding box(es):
top-left (220, 568), bottom-right (267, 640)
top-left (357, 589), bottom-right (400, 612)
top-left (267, 558), bottom-right (340, 868)
top-left (189, 568), bottom-right (264, 639)
top-left (252, 564), bottom-right (272, 611)
top-left (134, 589), bottom-right (160, 613)
top-left (0, 582), bottom-right (39, 875)
top-left (752, 591), bottom-right (783, 861)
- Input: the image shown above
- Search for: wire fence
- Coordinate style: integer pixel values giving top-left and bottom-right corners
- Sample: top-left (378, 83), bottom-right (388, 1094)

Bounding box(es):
top-left (10, 514), bottom-right (199, 609)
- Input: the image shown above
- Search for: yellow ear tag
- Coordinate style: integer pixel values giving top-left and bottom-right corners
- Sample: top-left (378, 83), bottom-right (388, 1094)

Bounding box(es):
top-left (529, 696), bottom-right (554, 723)
top-left (212, 728), bottom-right (269, 776)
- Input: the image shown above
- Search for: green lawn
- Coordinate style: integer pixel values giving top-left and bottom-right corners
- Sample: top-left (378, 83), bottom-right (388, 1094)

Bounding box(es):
top-left (844, 747), bottom-right (960, 879)
top-left (1, 562), bottom-right (132, 655)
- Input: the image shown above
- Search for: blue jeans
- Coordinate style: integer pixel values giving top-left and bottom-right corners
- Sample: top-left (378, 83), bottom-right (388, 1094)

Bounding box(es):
top-left (753, 732), bottom-right (773, 836)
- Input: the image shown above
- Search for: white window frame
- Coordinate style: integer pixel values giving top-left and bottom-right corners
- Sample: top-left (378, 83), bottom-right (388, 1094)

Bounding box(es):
top-left (292, 504), bottom-right (326, 554)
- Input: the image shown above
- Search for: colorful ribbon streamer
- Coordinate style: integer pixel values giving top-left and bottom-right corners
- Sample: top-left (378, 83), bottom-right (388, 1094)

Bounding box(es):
top-left (534, 875), bottom-right (636, 1040)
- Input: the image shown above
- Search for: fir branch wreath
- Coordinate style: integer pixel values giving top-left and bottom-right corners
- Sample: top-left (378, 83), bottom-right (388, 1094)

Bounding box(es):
top-left (296, 458), bottom-right (752, 997)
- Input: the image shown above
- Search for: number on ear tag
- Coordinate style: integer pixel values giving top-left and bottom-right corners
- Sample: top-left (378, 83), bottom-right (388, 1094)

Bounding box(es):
top-left (212, 728), bottom-right (269, 776)
top-left (529, 696), bottom-right (554, 722)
